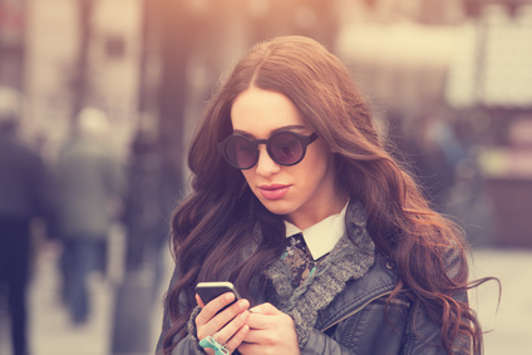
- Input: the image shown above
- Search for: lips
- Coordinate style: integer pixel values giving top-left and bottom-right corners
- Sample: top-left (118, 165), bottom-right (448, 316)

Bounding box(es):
top-left (257, 184), bottom-right (291, 200)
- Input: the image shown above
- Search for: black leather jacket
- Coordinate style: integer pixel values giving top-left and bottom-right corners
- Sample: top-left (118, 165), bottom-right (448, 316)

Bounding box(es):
top-left (302, 251), bottom-right (469, 354)
top-left (156, 202), bottom-right (469, 355)
top-left (156, 254), bottom-right (468, 355)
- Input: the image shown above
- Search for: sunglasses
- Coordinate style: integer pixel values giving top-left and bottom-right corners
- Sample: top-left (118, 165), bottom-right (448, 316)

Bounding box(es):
top-left (218, 131), bottom-right (318, 170)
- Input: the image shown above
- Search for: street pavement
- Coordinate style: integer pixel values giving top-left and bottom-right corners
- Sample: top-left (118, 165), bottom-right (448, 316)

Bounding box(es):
top-left (468, 248), bottom-right (532, 354)
top-left (1, 237), bottom-right (170, 355)
top-left (1, 246), bottom-right (531, 355)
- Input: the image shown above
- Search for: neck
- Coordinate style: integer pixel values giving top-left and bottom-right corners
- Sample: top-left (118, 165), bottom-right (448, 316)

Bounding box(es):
top-left (287, 189), bottom-right (348, 230)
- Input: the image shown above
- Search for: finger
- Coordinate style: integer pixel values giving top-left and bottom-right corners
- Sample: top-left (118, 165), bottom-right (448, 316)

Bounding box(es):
top-left (249, 302), bottom-right (279, 315)
top-left (195, 292), bottom-right (236, 326)
top-left (195, 293), bottom-right (205, 308)
top-left (243, 329), bottom-right (274, 345)
top-left (210, 298), bottom-right (249, 330)
top-left (214, 310), bottom-right (249, 344)
top-left (224, 323), bottom-right (250, 353)
top-left (197, 298), bottom-right (250, 338)
top-left (245, 312), bottom-right (273, 330)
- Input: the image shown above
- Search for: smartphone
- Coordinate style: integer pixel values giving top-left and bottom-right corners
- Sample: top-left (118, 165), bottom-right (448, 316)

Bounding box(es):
top-left (195, 281), bottom-right (241, 306)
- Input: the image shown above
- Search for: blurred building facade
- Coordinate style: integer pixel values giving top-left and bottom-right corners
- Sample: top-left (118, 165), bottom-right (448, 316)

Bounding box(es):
top-left (2, 1), bottom-right (532, 354)
top-left (0, 0), bottom-right (25, 91)
top-left (338, 0), bottom-right (532, 247)
top-left (0, 0), bottom-right (142, 157)
top-left (2, 0), bottom-right (532, 249)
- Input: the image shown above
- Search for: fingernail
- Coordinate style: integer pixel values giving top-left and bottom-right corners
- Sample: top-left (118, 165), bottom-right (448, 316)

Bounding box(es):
top-left (225, 293), bottom-right (235, 301)
top-left (238, 299), bottom-right (249, 308)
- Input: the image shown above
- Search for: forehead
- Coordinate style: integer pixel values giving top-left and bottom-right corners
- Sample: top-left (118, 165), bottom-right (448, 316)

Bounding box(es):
top-left (230, 88), bottom-right (306, 136)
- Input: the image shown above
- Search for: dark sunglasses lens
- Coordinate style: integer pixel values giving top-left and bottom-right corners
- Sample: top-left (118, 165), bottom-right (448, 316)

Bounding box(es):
top-left (269, 132), bottom-right (304, 165)
top-left (225, 136), bottom-right (257, 168)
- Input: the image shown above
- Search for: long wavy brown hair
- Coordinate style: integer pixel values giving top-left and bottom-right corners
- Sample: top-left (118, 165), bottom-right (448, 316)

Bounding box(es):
top-left (162, 35), bottom-right (493, 355)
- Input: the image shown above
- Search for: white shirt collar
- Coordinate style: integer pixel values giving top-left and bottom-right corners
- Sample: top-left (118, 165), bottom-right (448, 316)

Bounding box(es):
top-left (284, 201), bottom-right (349, 260)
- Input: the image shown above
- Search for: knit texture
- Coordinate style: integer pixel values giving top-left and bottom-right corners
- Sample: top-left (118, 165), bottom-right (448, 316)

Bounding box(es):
top-left (264, 200), bottom-right (375, 348)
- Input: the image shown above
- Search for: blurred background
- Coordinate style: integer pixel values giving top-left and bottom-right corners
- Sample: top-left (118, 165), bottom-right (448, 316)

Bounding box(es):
top-left (0, 0), bottom-right (531, 354)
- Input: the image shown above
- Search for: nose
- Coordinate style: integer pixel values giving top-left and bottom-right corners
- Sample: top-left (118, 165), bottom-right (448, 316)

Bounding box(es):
top-left (255, 145), bottom-right (280, 177)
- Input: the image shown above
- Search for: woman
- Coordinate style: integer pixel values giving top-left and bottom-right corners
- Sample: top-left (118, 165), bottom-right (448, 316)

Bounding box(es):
top-left (156, 35), bottom-right (490, 355)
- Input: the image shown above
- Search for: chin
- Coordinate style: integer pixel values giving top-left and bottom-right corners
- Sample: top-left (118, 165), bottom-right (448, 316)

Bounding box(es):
top-left (258, 199), bottom-right (296, 216)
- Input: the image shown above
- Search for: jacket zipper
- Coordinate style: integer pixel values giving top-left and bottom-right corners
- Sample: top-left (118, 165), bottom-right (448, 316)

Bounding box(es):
top-left (319, 290), bottom-right (394, 332)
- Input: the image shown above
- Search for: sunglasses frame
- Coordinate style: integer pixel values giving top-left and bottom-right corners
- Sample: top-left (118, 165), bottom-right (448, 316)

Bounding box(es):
top-left (218, 131), bottom-right (318, 170)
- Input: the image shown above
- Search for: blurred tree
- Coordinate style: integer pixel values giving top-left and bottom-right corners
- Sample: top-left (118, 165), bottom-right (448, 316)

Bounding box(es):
top-left (463, 0), bottom-right (482, 17)
top-left (157, 0), bottom-right (188, 208)
top-left (363, 0), bottom-right (378, 9)
top-left (463, 0), bottom-right (531, 18)
top-left (137, 0), bottom-right (151, 114)
top-left (247, 0), bottom-right (339, 50)
top-left (71, 0), bottom-right (94, 131)
top-left (0, 0), bottom-right (26, 91)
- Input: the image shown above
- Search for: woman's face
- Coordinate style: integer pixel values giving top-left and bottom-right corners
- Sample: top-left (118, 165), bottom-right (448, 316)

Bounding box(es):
top-left (230, 87), bottom-right (345, 228)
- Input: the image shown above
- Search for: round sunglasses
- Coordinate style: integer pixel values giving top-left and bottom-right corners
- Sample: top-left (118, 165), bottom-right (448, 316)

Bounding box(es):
top-left (218, 131), bottom-right (318, 170)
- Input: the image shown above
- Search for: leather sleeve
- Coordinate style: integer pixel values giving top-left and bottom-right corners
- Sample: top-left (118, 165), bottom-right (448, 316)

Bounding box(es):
top-left (401, 245), bottom-right (472, 355)
top-left (155, 334), bottom-right (206, 355)
top-left (301, 328), bottom-right (355, 355)
top-left (401, 292), bottom-right (470, 355)
top-left (401, 299), bottom-right (451, 355)
top-left (155, 265), bottom-right (179, 353)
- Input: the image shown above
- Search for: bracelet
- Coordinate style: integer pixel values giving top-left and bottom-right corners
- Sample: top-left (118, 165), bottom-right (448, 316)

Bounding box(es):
top-left (198, 335), bottom-right (229, 355)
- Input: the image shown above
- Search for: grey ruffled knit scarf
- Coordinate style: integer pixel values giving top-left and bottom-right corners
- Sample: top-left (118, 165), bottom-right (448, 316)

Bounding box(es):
top-left (263, 200), bottom-right (375, 348)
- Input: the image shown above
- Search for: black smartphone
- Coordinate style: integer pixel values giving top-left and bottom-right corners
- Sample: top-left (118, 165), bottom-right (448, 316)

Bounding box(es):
top-left (195, 281), bottom-right (240, 306)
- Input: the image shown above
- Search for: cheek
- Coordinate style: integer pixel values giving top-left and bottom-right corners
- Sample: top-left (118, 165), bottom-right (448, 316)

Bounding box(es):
top-left (303, 144), bottom-right (330, 176)
top-left (290, 150), bottom-right (329, 190)
top-left (241, 170), bottom-right (255, 186)
top-left (308, 151), bottom-right (333, 184)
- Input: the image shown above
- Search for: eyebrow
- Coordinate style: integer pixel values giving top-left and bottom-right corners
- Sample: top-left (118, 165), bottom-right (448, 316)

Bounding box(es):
top-left (233, 125), bottom-right (307, 137)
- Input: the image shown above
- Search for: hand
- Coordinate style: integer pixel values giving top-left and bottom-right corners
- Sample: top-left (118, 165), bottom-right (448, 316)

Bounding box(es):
top-left (238, 303), bottom-right (300, 355)
top-left (195, 292), bottom-right (251, 354)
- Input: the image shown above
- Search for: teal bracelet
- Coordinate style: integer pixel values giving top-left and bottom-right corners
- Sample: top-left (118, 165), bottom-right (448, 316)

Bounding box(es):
top-left (198, 335), bottom-right (229, 355)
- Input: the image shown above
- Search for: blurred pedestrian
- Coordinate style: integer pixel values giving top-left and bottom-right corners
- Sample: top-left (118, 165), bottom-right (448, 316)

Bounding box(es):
top-left (157, 36), bottom-right (495, 355)
top-left (386, 110), bottom-right (464, 213)
top-left (0, 87), bottom-right (54, 355)
top-left (419, 113), bottom-right (465, 212)
top-left (122, 127), bottom-right (169, 288)
top-left (53, 107), bottom-right (124, 325)
top-left (110, 125), bottom-right (174, 354)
